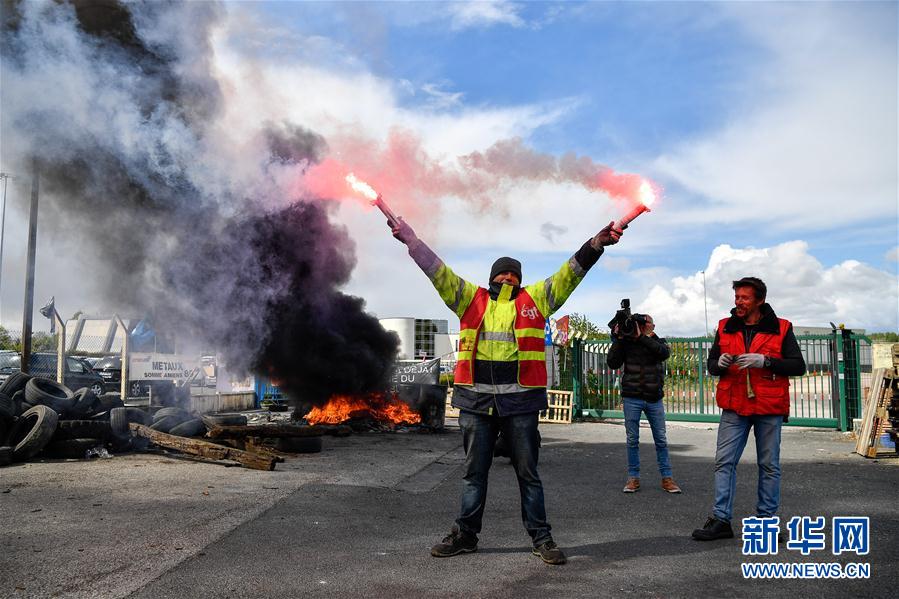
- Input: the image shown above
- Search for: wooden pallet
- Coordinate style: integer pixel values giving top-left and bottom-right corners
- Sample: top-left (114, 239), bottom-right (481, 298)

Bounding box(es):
top-left (443, 388), bottom-right (573, 424)
top-left (540, 390), bottom-right (573, 424)
top-left (855, 368), bottom-right (897, 458)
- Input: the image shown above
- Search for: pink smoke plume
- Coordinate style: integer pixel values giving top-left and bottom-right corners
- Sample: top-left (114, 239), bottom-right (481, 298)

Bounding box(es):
top-left (299, 128), bottom-right (659, 221)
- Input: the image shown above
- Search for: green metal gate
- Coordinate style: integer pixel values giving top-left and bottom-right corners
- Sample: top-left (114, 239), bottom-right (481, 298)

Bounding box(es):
top-left (566, 332), bottom-right (871, 430)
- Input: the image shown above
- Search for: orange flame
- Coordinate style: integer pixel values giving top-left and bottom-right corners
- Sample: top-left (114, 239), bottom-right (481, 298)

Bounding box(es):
top-left (306, 392), bottom-right (421, 426)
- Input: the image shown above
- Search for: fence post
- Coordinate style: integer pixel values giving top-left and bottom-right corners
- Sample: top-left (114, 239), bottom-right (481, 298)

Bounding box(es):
top-left (114, 314), bottom-right (129, 399)
top-left (833, 331), bottom-right (848, 432)
top-left (697, 339), bottom-right (705, 414)
top-left (55, 313), bottom-right (65, 385)
top-left (571, 338), bottom-right (582, 416)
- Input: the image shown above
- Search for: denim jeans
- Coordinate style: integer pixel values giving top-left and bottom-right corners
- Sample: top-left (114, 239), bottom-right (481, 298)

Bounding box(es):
top-left (622, 397), bottom-right (672, 478)
top-left (456, 410), bottom-right (551, 546)
top-left (713, 409), bottom-right (783, 522)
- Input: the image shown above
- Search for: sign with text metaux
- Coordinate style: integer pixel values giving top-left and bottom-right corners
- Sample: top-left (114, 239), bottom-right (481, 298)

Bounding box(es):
top-left (129, 352), bottom-right (198, 381)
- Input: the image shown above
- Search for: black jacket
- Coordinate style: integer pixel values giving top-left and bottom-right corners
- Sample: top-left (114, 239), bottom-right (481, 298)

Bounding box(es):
top-left (606, 334), bottom-right (670, 401)
top-left (706, 303), bottom-right (806, 377)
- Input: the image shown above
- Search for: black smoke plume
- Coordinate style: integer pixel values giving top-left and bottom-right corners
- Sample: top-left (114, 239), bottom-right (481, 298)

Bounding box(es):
top-left (1, 0), bottom-right (399, 405)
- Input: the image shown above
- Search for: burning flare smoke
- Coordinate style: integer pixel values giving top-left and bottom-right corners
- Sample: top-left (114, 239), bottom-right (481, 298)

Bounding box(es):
top-left (1, 0), bottom-right (658, 409)
top-left (0, 0), bottom-right (397, 406)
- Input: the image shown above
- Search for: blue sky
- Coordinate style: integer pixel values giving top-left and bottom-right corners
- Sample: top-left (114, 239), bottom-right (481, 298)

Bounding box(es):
top-left (236, 0), bottom-right (896, 333)
top-left (1, 0), bottom-right (896, 336)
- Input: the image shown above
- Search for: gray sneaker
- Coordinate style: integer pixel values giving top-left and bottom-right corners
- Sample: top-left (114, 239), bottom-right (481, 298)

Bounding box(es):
top-left (532, 540), bottom-right (567, 565)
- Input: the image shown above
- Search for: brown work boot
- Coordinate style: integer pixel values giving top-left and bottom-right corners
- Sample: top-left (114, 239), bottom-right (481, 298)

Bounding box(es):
top-left (430, 525), bottom-right (477, 557)
top-left (532, 540), bottom-right (567, 565)
top-left (622, 477), bottom-right (640, 493)
top-left (661, 477), bottom-right (682, 494)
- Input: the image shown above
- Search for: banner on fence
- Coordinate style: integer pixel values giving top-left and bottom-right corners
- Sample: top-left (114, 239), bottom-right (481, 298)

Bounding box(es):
top-left (391, 358), bottom-right (440, 386)
top-left (129, 352), bottom-right (198, 380)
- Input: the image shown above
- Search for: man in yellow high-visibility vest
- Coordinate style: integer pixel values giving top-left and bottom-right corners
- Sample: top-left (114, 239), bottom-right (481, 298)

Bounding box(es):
top-left (389, 216), bottom-right (623, 565)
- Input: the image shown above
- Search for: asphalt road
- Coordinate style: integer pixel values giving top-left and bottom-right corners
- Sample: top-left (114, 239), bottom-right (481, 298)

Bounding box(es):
top-left (1, 420), bottom-right (897, 598)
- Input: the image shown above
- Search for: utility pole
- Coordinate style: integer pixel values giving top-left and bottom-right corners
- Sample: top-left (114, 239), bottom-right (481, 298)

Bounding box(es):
top-left (701, 270), bottom-right (709, 337)
top-left (0, 172), bottom-right (10, 321)
top-left (21, 162), bottom-right (39, 374)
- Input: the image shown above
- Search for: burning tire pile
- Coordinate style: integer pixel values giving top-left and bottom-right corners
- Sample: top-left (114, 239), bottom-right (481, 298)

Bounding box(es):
top-left (0, 372), bottom-right (210, 467)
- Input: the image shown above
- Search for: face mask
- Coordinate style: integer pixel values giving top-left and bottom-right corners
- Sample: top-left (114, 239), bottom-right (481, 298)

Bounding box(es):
top-left (488, 281), bottom-right (519, 300)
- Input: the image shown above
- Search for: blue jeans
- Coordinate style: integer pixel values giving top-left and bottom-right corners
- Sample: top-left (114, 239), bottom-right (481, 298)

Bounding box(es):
top-left (622, 397), bottom-right (672, 478)
top-left (456, 410), bottom-right (551, 546)
top-left (713, 409), bottom-right (783, 522)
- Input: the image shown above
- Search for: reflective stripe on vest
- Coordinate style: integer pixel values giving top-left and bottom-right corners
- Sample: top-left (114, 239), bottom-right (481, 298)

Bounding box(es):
top-left (453, 288), bottom-right (548, 388)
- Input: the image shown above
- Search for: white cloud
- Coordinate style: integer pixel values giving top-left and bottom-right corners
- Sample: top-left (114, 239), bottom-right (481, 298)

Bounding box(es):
top-left (447, 1), bottom-right (524, 30)
top-left (654, 3), bottom-right (897, 231)
top-left (639, 241), bottom-right (899, 336)
top-left (420, 82), bottom-right (465, 110)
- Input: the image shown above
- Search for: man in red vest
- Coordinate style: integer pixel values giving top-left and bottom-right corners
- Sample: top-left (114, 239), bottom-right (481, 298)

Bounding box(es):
top-left (389, 216), bottom-right (623, 564)
top-left (692, 277), bottom-right (806, 541)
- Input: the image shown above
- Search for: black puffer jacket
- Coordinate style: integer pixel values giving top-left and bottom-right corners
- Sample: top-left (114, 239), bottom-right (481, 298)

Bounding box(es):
top-left (606, 334), bottom-right (670, 401)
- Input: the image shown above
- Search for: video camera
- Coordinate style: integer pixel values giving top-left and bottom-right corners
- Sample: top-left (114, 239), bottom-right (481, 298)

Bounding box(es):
top-left (607, 298), bottom-right (648, 339)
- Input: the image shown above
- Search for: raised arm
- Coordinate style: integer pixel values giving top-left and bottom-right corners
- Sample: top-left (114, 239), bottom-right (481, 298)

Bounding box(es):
top-left (391, 218), bottom-right (478, 318)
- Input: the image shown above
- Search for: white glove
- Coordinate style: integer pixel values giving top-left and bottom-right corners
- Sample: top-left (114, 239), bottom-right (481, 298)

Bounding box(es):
top-left (736, 353), bottom-right (766, 370)
top-left (717, 353), bottom-right (735, 369)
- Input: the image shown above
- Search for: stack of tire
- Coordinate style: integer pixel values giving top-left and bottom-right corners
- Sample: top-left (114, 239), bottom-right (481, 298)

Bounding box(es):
top-left (149, 408), bottom-right (206, 437)
top-left (0, 372), bottom-right (152, 463)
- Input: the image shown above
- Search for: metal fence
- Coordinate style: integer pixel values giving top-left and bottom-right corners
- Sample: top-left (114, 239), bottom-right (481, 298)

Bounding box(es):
top-left (556, 332), bottom-right (872, 431)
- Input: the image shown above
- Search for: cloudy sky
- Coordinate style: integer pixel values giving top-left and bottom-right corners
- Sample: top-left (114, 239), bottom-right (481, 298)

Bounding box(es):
top-left (0, 0), bottom-right (896, 337)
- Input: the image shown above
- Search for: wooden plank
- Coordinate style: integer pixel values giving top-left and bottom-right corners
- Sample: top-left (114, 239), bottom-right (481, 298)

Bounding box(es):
top-left (856, 369), bottom-right (896, 458)
top-left (855, 369), bottom-right (885, 455)
top-left (129, 423), bottom-right (278, 471)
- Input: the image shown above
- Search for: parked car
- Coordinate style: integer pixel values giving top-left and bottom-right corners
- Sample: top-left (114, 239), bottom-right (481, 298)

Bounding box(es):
top-left (0, 352), bottom-right (105, 396)
top-left (92, 355), bottom-right (175, 398)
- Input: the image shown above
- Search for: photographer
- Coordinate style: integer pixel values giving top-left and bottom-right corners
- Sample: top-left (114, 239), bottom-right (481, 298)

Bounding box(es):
top-left (606, 308), bottom-right (681, 494)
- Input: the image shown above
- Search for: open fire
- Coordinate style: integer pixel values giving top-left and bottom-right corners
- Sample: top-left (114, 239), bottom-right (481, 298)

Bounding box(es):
top-left (306, 392), bottom-right (422, 426)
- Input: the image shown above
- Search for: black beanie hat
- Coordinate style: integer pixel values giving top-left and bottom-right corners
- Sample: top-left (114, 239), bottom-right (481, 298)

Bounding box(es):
top-left (489, 257), bottom-right (522, 283)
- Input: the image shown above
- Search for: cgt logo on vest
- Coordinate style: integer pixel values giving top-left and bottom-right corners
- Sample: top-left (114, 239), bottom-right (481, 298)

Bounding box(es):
top-left (520, 305), bottom-right (538, 320)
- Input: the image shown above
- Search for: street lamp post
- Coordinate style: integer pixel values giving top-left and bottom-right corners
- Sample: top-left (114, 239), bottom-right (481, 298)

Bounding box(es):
top-left (701, 270), bottom-right (709, 337)
top-left (0, 172), bottom-right (10, 320)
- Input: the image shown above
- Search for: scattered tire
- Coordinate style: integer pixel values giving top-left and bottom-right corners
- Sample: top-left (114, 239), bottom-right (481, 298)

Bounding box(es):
top-left (275, 436), bottom-right (323, 454)
top-left (0, 392), bottom-right (15, 422)
top-left (129, 436), bottom-right (150, 452)
top-left (24, 378), bottom-right (75, 415)
top-left (153, 407), bottom-right (190, 421)
top-left (0, 419), bottom-right (10, 446)
top-left (0, 446), bottom-right (12, 466)
top-left (8, 405), bottom-right (59, 460)
top-left (96, 394), bottom-right (124, 412)
top-left (109, 407), bottom-right (130, 438)
top-left (89, 410), bottom-right (109, 421)
top-left (0, 372), bottom-right (31, 397)
top-left (202, 414), bottom-right (247, 427)
top-left (124, 407), bottom-right (152, 426)
top-left (149, 415), bottom-right (186, 433)
top-left (68, 388), bottom-right (100, 418)
top-left (54, 419), bottom-right (112, 441)
top-left (168, 418), bottom-right (205, 438)
top-left (42, 438), bottom-right (102, 459)
top-left (12, 390), bottom-right (29, 417)
top-left (108, 434), bottom-right (133, 453)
